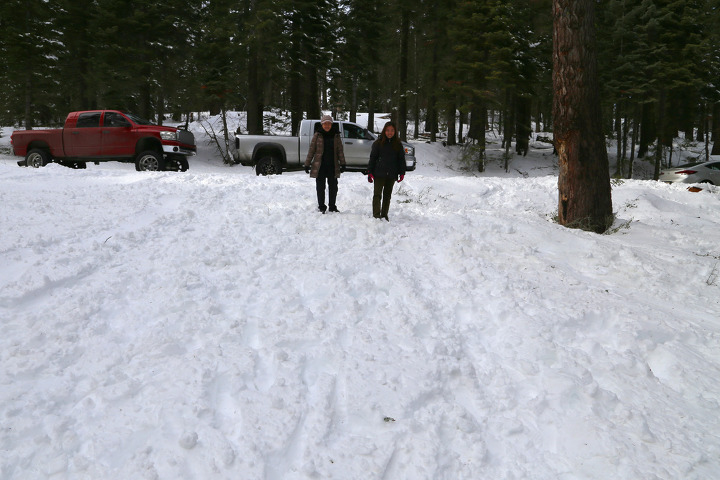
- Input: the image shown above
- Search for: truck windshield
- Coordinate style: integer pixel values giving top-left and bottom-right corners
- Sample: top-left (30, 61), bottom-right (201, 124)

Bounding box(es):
top-left (124, 113), bottom-right (154, 125)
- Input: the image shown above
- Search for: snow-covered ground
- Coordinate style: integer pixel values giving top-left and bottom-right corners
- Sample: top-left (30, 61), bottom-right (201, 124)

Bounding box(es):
top-left (1, 119), bottom-right (719, 479)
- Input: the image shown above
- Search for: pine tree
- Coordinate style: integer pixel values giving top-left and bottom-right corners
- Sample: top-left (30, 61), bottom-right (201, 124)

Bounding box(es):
top-left (418, 0), bottom-right (455, 143)
top-left (278, 0), bottom-right (336, 134)
top-left (53, 0), bottom-right (97, 112)
top-left (242, 0), bottom-right (283, 134)
top-left (192, 0), bottom-right (242, 116)
top-left (334, 0), bottom-right (386, 127)
top-left (0, 0), bottom-right (60, 127)
top-left (446, 0), bottom-right (493, 169)
top-left (554, 0), bottom-right (613, 233)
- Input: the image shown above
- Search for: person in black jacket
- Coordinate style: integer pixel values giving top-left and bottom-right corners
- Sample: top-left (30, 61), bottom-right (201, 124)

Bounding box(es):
top-left (367, 121), bottom-right (406, 221)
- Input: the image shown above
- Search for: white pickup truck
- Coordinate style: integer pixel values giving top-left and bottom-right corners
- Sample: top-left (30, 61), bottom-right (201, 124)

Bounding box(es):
top-left (233, 119), bottom-right (417, 175)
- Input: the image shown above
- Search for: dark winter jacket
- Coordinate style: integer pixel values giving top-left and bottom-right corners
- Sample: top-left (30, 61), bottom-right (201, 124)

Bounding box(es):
top-left (368, 137), bottom-right (406, 178)
top-left (304, 124), bottom-right (346, 179)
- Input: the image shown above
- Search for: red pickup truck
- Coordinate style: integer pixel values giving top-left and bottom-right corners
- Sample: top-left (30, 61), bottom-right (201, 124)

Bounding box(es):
top-left (11, 110), bottom-right (196, 171)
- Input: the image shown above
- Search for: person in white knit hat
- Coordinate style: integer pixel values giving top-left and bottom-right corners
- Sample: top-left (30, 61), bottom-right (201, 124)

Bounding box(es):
top-left (304, 115), bottom-right (346, 213)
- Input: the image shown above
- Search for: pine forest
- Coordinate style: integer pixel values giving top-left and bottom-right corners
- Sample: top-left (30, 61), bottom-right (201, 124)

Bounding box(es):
top-left (1, 0), bottom-right (719, 177)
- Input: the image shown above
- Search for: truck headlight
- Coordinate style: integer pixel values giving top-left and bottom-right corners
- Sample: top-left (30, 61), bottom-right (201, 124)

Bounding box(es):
top-left (160, 131), bottom-right (178, 141)
top-left (404, 145), bottom-right (414, 156)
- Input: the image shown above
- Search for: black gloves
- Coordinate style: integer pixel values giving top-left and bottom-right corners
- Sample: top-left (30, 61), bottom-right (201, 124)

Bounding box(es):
top-left (305, 167), bottom-right (310, 174)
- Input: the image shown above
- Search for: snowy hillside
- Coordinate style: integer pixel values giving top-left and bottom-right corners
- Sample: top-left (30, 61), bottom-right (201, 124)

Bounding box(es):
top-left (1, 122), bottom-right (719, 479)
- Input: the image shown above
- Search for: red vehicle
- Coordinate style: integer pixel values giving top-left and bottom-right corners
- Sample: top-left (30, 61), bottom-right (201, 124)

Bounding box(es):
top-left (11, 110), bottom-right (196, 171)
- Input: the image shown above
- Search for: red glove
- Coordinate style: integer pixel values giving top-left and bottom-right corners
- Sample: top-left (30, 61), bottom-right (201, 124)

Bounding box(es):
top-left (398, 175), bottom-right (404, 182)
top-left (368, 174), bottom-right (374, 183)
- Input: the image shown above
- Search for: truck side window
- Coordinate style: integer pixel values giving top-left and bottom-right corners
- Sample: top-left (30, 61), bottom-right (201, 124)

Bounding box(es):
top-left (76, 112), bottom-right (101, 128)
top-left (343, 124), bottom-right (366, 140)
top-left (104, 112), bottom-right (130, 128)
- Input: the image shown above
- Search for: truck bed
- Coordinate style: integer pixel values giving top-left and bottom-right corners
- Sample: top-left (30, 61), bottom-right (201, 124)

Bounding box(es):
top-left (11, 129), bottom-right (64, 158)
top-left (234, 134), bottom-right (301, 166)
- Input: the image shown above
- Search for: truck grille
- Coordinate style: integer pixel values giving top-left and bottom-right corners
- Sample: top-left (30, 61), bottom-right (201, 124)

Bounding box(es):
top-left (178, 129), bottom-right (195, 146)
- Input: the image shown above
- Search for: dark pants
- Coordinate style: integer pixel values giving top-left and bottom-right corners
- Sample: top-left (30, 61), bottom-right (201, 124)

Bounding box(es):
top-left (316, 171), bottom-right (338, 209)
top-left (372, 176), bottom-right (395, 218)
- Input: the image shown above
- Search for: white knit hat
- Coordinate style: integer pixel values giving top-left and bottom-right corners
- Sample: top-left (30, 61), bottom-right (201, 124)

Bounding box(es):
top-left (321, 115), bottom-right (333, 124)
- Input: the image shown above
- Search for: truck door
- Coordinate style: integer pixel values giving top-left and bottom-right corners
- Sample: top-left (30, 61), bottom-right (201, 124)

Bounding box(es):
top-left (341, 122), bottom-right (375, 167)
top-left (64, 112), bottom-right (103, 157)
top-left (101, 112), bottom-right (134, 157)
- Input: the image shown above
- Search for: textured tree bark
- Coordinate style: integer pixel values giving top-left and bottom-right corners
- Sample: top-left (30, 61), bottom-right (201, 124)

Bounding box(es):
top-left (515, 95), bottom-right (531, 156)
top-left (712, 102), bottom-right (720, 155)
top-left (553, 0), bottom-right (613, 233)
top-left (398, 8), bottom-right (410, 141)
top-left (247, 43), bottom-right (264, 135)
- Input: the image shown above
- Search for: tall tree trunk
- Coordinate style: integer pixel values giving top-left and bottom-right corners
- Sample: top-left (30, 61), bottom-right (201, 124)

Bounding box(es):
top-left (628, 104), bottom-right (638, 179)
top-left (157, 91), bottom-right (164, 125)
top-left (290, 68), bottom-right (302, 136)
top-left (413, 40), bottom-right (420, 140)
top-left (247, 42), bottom-right (264, 135)
top-left (621, 108), bottom-right (629, 173)
top-left (704, 103), bottom-right (710, 162)
top-left (397, 8), bottom-right (410, 141)
top-left (24, 72), bottom-right (32, 130)
top-left (502, 89), bottom-right (510, 150)
top-left (221, 106), bottom-right (231, 164)
top-left (638, 102), bottom-right (654, 158)
top-left (428, 36), bottom-right (439, 142)
top-left (696, 102), bottom-right (704, 142)
top-left (654, 89), bottom-right (666, 180)
top-left (470, 99), bottom-right (486, 172)
top-left (413, 94), bottom-right (420, 140)
top-left (306, 67), bottom-right (321, 120)
top-left (140, 61), bottom-right (153, 120)
top-left (350, 79), bottom-right (357, 123)
top-left (427, 102), bottom-right (437, 142)
top-left (447, 101), bottom-right (457, 146)
top-left (614, 102), bottom-right (622, 177)
top-left (504, 89), bottom-right (514, 171)
top-left (458, 110), bottom-right (465, 144)
top-left (368, 83), bottom-right (376, 132)
top-left (712, 102), bottom-right (720, 155)
top-left (553, 0), bottom-right (612, 233)
top-left (515, 95), bottom-right (531, 156)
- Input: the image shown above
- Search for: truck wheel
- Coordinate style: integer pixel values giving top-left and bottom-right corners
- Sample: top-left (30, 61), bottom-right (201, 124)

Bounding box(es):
top-left (26, 149), bottom-right (51, 168)
top-left (59, 160), bottom-right (86, 169)
top-left (135, 150), bottom-right (164, 171)
top-left (166, 155), bottom-right (189, 172)
top-left (256, 156), bottom-right (281, 176)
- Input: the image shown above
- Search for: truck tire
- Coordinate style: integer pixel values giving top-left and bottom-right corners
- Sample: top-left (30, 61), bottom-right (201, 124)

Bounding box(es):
top-left (59, 160), bottom-right (86, 169)
top-left (135, 150), bottom-right (164, 171)
top-left (166, 155), bottom-right (189, 172)
top-left (25, 149), bottom-right (51, 168)
top-left (256, 156), bottom-right (281, 176)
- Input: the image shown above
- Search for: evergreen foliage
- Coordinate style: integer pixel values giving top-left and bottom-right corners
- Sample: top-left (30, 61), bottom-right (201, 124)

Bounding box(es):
top-left (0, 0), bottom-right (716, 158)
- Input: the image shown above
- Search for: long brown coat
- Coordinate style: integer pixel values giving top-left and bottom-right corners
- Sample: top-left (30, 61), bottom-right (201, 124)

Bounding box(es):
top-left (304, 131), bottom-right (346, 179)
